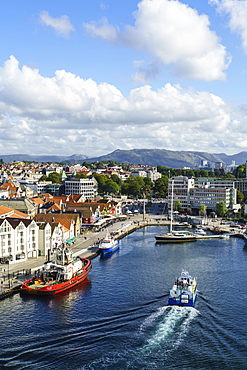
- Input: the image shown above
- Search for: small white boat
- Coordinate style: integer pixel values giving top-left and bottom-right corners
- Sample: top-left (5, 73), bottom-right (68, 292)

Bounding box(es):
top-left (194, 228), bottom-right (206, 235)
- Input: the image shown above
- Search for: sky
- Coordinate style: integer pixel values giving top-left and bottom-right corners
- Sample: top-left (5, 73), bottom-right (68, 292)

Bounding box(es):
top-left (1, 0), bottom-right (247, 158)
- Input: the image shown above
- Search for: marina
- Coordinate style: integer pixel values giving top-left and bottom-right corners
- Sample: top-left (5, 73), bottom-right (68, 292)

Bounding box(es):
top-left (0, 215), bottom-right (245, 299)
top-left (0, 225), bottom-right (246, 369)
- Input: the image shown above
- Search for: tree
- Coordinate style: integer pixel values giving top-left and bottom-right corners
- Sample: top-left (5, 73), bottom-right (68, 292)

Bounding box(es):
top-left (237, 190), bottom-right (244, 204)
top-left (216, 201), bottom-right (228, 217)
top-left (120, 176), bottom-right (145, 198)
top-left (173, 200), bottom-right (182, 212)
top-left (234, 164), bottom-right (246, 178)
top-left (93, 173), bottom-right (107, 193)
top-left (75, 173), bottom-right (88, 179)
top-left (111, 174), bottom-right (122, 185)
top-left (48, 172), bottom-right (62, 184)
top-left (82, 161), bottom-right (93, 169)
top-left (103, 179), bottom-right (120, 194)
top-left (39, 175), bottom-right (48, 181)
top-left (153, 177), bottom-right (168, 198)
top-left (199, 204), bottom-right (207, 216)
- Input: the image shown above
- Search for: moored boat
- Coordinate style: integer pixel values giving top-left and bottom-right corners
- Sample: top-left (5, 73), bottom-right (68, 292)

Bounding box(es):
top-left (155, 232), bottom-right (197, 243)
top-left (155, 179), bottom-right (197, 243)
top-left (168, 271), bottom-right (197, 307)
top-left (194, 227), bottom-right (206, 235)
top-left (99, 232), bottom-right (120, 254)
top-left (20, 244), bottom-right (92, 296)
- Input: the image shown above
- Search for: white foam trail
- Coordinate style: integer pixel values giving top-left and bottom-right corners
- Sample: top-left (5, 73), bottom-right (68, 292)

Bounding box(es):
top-left (142, 306), bottom-right (200, 350)
top-left (139, 306), bottom-right (169, 334)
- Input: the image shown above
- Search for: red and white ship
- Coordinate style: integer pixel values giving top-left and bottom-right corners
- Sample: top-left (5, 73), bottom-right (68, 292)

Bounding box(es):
top-left (21, 244), bottom-right (92, 296)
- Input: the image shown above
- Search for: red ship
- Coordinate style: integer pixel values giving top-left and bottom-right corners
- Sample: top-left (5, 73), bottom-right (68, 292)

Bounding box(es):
top-left (20, 244), bottom-right (92, 296)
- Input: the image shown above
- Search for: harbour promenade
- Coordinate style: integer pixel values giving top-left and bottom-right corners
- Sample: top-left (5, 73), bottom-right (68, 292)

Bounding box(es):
top-left (1, 214), bottom-right (165, 276)
top-left (0, 215), bottom-right (245, 298)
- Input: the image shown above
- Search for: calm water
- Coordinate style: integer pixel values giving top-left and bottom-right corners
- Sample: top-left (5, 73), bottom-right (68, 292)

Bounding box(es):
top-left (1, 225), bottom-right (247, 369)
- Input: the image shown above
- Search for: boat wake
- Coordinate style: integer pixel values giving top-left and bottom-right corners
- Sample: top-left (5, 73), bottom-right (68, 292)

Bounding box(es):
top-left (140, 305), bottom-right (200, 351)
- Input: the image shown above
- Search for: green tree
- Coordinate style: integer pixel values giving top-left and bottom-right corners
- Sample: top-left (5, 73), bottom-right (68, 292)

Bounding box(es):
top-left (199, 204), bottom-right (207, 216)
top-left (173, 200), bottom-right (182, 212)
top-left (120, 176), bottom-right (145, 198)
top-left (216, 201), bottom-right (228, 217)
top-left (39, 175), bottom-right (48, 181)
top-left (237, 190), bottom-right (244, 204)
top-left (103, 179), bottom-right (120, 194)
top-left (48, 172), bottom-right (62, 184)
top-left (110, 174), bottom-right (122, 185)
top-left (235, 164), bottom-right (246, 178)
top-left (82, 161), bottom-right (93, 169)
top-left (153, 177), bottom-right (168, 198)
top-left (93, 173), bottom-right (107, 193)
top-left (74, 173), bottom-right (88, 179)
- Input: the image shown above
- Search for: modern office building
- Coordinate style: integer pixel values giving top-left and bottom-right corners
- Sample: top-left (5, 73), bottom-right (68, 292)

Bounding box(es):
top-left (64, 177), bottom-right (98, 199)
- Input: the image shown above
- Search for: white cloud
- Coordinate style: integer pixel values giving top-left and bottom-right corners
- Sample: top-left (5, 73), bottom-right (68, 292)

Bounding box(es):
top-left (82, 0), bottom-right (231, 81)
top-left (82, 17), bottom-right (118, 41)
top-left (39, 11), bottom-right (75, 38)
top-left (0, 55), bottom-right (243, 156)
top-left (211, 0), bottom-right (247, 53)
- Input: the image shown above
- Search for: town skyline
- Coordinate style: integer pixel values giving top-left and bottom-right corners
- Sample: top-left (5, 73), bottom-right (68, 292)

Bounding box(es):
top-left (1, 1), bottom-right (247, 157)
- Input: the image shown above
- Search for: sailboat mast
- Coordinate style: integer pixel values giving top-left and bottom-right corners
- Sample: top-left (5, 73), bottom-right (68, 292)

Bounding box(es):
top-left (170, 179), bottom-right (174, 233)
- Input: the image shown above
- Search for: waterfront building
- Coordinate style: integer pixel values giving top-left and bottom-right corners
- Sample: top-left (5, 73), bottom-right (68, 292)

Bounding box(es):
top-left (168, 176), bottom-right (238, 214)
top-left (168, 177), bottom-right (195, 211)
top-left (0, 218), bottom-right (39, 263)
top-left (34, 213), bottom-right (81, 239)
top-left (38, 222), bottom-right (52, 257)
top-left (189, 187), bottom-right (235, 213)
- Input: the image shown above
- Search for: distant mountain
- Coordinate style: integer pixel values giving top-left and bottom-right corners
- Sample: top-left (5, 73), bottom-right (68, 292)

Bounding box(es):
top-left (0, 154), bottom-right (88, 164)
top-left (213, 151), bottom-right (247, 166)
top-left (0, 149), bottom-right (247, 168)
top-left (86, 149), bottom-right (227, 168)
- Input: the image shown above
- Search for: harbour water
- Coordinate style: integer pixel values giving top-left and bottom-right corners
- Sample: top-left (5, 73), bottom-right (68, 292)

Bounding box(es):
top-left (0, 225), bottom-right (247, 369)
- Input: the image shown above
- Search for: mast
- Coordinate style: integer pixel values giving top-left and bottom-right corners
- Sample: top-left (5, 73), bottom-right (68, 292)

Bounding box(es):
top-left (170, 179), bottom-right (174, 233)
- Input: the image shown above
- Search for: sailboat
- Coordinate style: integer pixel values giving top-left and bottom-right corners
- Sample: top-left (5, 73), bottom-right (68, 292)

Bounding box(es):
top-left (155, 179), bottom-right (197, 243)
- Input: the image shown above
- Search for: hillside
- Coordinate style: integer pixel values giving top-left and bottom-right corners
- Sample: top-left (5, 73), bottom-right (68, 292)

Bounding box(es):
top-left (0, 149), bottom-right (246, 168)
top-left (86, 149), bottom-right (226, 168)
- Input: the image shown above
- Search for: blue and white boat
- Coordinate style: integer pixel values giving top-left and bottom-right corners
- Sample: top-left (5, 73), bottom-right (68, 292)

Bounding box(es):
top-left (99, 232), bottom-right (120, 255)
top-left (168, 271), bottom-right (197, 307)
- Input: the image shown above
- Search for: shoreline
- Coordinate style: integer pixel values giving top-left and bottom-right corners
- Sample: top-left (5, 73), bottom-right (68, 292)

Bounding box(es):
top-left (0, 215), bottom-right (246, 298)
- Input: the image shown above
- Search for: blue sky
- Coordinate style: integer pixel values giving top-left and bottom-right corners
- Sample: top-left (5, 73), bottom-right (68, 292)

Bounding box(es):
top-left (1, 0), bottom-right (247, 158)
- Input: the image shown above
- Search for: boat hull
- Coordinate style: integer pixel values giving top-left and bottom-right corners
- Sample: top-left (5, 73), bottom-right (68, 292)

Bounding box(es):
top-left (155, 235), bottom-right (197, 243)
top-left (20, 259), bottom-right (92, 296)
top-left (100, 241), bottom-right (119, 255)
top-left (168, 296), bottom-right (196, 307)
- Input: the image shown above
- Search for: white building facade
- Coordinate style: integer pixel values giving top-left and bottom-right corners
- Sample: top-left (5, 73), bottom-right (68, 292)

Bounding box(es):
top-left (168, 176), bottom-right (238, 214)
top-left (64, 178), bottom-right (98, 199)
top-left (0, 218), bottom-right (39, 264)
